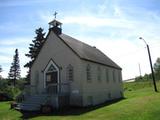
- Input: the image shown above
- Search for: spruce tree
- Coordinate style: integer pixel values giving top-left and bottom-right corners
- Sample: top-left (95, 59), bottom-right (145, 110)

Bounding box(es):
top-left (24, 27), bottom-right (45, 82)
top-left (0, 65), bottom-right (2, 73)
top-left (0, 65), bottom-right (2, 79)
top-left (8, 49), bottom-right (21, 86)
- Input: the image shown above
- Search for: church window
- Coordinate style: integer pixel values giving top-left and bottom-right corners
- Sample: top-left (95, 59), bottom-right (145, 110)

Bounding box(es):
top-left (46, 74), bottom-right (51, 82)
top-left (67, 64), bottom-right (74, 81)
top-left (86, 64), bottom-right (91, 82)
top-left (45, 63), bottom-right (58, 85)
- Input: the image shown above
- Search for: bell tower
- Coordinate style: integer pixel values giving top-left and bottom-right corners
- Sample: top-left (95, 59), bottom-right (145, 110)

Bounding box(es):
top-left (49, 12), bottom-right (62, 35)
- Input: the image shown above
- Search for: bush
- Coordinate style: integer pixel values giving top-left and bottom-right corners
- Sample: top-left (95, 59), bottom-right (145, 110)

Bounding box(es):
top-left (0, 92), bottom-right (13, 101)
top-left (16, 79), bottom-right (26, 90)
top-left (5, 86), bottom-right (21, 100)
top-left (0, 79), bottom-right (8, 91)
top-left (0, 79), bottom-right (22, 100)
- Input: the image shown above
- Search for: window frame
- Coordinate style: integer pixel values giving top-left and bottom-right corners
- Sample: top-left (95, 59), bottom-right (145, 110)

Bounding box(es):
top-left (66, 64), bottom-right (74, 81)
top-left (86, 64), bottom-right (92, 82)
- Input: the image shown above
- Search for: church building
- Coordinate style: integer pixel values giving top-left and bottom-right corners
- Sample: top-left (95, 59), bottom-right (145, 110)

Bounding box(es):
top-left (18, 17), bottom-right (123, 111)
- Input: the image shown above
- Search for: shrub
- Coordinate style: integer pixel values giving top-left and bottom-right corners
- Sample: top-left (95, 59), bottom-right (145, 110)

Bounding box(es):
top-left (1, 86), bottom-right (21, 100)
top-left (0, 79), bottom-right (22, 100)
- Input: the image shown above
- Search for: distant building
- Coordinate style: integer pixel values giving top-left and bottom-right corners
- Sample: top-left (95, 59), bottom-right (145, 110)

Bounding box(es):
top-left (124, 78), bottom-right (135, 82)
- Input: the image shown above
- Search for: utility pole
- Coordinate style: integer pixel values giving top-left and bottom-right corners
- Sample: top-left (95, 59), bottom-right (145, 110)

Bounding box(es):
top-left (138, 63), bottom-right (142, 77)
top-left (139, 37), bottom-right (158, 92)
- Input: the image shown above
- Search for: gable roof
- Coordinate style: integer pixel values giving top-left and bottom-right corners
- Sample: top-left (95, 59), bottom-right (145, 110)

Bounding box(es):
top-left (58, 34), bottom-right (121, 70)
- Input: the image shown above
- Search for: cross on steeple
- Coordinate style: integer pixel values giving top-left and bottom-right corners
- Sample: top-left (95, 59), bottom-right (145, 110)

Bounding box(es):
top-left (49, 11), bottom-right (62, 35)
top-left (54, 11), bottom-right (58, 19)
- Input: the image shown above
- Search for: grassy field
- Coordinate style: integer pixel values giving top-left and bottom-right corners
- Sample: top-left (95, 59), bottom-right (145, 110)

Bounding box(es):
top-left (0, 81), bottom-right (160, 120)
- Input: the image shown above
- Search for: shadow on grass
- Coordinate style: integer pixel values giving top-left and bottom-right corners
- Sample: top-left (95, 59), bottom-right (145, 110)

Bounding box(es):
top-left (20, 97), bottom-right (125, 119)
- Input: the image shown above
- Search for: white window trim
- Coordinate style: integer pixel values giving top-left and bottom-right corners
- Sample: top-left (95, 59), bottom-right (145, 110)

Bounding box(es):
top-left (67, 64), bottom-right (74, 81)
top-left (43, 60), bottom-right (59, 89)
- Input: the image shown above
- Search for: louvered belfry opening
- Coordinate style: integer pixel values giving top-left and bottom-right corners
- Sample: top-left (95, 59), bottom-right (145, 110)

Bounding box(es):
top-left (49, 19), bottom-right (62, 35)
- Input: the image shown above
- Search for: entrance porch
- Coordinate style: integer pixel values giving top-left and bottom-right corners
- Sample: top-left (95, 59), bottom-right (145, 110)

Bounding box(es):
top-left (16, 82), bottom-right (70, 111)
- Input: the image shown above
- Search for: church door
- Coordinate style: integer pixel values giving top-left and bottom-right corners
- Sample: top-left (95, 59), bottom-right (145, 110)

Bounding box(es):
top-left (44, 61), bottom-right (59, 94)
top-left (46, 71), bottom-right (58, 94)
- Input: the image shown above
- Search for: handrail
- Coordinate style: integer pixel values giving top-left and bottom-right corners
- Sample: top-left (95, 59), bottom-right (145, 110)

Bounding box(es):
top-left (46, 82), bottom-right (70, 95)
top-left (16, 85), bottom-right (37, 102)
top-left (23, 85), bottom-right (37, 96)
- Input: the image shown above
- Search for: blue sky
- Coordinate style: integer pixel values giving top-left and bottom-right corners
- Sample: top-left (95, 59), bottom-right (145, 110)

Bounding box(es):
top-left (0, 0), bottom-right (160, 80)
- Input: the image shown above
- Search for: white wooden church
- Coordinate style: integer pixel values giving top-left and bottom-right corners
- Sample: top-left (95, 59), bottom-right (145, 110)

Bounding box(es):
top-left (17, 17), bottom-right (123, 111)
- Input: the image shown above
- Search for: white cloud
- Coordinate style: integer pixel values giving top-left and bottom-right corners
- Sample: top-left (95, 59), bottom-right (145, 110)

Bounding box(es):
top-left (0, 37), bottom-right (31, 78)
top-left (0, 0), bottom-right (57, 7)
top-left (62, 16), bottom-right (134, 29)
top-left (74, 35), bottom-right (160, 80)
top-left (38, 11), bottom-right (53, 24)
top-left (0, 49), bottom-right (29, 78)
top-left (0, 37), bottom-right (31, 46)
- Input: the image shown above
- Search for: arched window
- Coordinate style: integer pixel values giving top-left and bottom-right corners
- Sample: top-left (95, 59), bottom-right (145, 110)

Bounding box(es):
top-left (67, 64), bottom-right (74, 81)
top-left (46, 64), bottom-right (58, 84)
top-left (44, 59), bottom-right (59, 93)
top-left (86, 64), bottom-right (91, 81)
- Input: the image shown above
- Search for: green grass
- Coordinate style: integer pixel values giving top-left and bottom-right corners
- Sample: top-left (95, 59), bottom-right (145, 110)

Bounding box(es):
top-left (0, 101), bottom-right (22, 120)
top-left (1, 81), bottom-right (160, 120)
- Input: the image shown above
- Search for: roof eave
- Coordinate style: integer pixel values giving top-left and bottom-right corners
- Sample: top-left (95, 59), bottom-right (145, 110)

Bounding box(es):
top-left (81, 58), bottom-right (122, 70)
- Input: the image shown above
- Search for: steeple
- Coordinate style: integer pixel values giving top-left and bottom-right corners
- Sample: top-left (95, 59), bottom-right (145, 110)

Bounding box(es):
top-left (49, 12), bottom-right (62, 35)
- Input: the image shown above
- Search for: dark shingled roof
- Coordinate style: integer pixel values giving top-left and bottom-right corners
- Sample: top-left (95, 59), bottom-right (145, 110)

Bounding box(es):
top-left (58, 34), bottom-right (121, 70)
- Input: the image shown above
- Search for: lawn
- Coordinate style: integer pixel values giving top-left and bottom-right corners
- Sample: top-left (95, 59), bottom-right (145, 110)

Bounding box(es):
top-left (0, 81), bottom-right (160, 120)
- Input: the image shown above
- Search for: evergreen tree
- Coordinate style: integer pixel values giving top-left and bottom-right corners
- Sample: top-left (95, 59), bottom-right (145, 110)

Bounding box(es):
top-left (154, 58), bottom-right (160, 80)
top-left (0, 65), bottom-right (2, 73)
top-left (8, 49), bottom-right (21, 86)
top-left (0, 65), bottom-right (2, 79)
top-left (24, 28), bottom-right (45, 82)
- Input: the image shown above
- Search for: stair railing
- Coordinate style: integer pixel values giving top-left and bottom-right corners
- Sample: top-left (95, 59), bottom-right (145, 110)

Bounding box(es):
top-left (45, 82), bottom-right (70, 95)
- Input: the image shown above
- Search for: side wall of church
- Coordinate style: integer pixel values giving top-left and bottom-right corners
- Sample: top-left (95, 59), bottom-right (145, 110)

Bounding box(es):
top-left (81, 60), bottom-right (123, 106)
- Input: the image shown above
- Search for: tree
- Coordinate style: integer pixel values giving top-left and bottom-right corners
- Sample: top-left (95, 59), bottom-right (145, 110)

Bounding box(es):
top-left (0, 65), bottom-right (2, 73)
top-left (24, 28), bottom-right (45, 82)
top-left (8, 49), bottom-right (21, 86)
top-left (154, 58), bottom-right (160, 80)
top-left (0, 65), bottom-right (2, 79)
